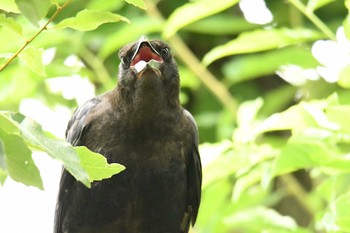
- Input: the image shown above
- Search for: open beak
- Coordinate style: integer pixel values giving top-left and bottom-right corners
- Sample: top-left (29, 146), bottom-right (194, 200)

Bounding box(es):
top-left (130, 36), bottom-right (163, 75)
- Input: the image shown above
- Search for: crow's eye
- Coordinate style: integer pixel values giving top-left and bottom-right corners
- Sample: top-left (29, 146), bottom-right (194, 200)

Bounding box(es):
top-left (120, 56), bottom-right (130, 67)
top-left (160, 47), bottom-right (170, 58)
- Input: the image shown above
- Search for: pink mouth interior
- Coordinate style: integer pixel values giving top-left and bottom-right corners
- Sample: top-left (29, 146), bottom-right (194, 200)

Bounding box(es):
top-left (131, 46), bottom-right (163, 66)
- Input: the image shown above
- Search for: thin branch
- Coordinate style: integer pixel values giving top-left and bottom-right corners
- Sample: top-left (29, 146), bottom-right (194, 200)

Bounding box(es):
top-left (0, 0), bottom-right (72, 72)
top-left (288, 0), bottom-right (336, 40)
top-left (144, 0), bottom-right (238, 118)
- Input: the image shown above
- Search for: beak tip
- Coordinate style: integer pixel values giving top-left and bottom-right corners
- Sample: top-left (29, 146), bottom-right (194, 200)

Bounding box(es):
top-left (139, 35), bottom-right (148, 42)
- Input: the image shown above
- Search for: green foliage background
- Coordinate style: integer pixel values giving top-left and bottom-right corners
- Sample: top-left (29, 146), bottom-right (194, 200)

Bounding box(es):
top-left (1, 0), bottom-right (350, 232)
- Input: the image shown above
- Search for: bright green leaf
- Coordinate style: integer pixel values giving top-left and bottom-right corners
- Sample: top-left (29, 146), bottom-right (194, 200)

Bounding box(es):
top-left (0, 0), bottom-right (19, 13)
top-left (75, 146), bottom-right (125, 182)
top-left (124, 0), bottom-right (146, 9)
top-left (338, 65), bottom-right (350, 88)
top-left (163, 0), bottom-right (239, 38)
top-left (15, 0), bottom-right (52, 27)
top-left (87, 0), bottom-right (124, 11)
top-left (0, 111), bottom-right (20, 134)
top-left (225, 207), bottom-right (299, 231)
top-left (54, 9), bottom-right (130, 31)
top-left (326, 105), bottom-right (350, 132)
top-left (203, 28), bottom-right (323, 65)
top-left (334, 193), bottom-right (350, 231)
top-left (0, 128), bottom-right (43, 189)
top-left (0, 14), bottom-right (23, 36)
top-left (258, 104), bottom-right (316, 134)
top-left (8, 112), bottom-right (91, 187)
top-left (18, 47), bottom-right (46, 77)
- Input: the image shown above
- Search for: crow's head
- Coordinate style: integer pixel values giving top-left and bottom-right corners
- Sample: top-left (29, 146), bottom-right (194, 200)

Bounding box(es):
top-left (117, 36), bottom-right (180, 108)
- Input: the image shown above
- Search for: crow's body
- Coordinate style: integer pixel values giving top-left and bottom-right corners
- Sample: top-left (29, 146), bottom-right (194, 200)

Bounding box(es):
top-left (54, 37), bottom-right (201, 233)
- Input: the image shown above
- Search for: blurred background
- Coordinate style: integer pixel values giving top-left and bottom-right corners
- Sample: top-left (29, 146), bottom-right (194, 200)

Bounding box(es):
top-left (1, 0), bottom-right (350, 232)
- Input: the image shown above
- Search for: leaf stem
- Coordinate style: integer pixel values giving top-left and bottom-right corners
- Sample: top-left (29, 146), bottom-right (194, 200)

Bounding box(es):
top-left (144, 0), bottom-right (238, 118)
top-left (0, 0), bottom-right (72, 72)
top-left (288, 0), bottom-right (336, 40)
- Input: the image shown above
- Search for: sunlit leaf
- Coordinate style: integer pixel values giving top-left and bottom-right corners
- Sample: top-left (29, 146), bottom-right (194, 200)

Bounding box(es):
top-left (225, 207), bottom-right (299, 231)
top-left (333, 193), bottom-right (350, 231)
top-left (15, 0), bottom-right (52, 27)
top-left (0, 128), bottom-right (43, 189)
top-left (0, 14), bottom-right (23, 36)
top-left (54, 9), bottom-right (130, 31)
top-left (163, 0), bottom-right (239, 38)
top-left (0, 111), bottom-right (20, 134)
top-left (203, 28), bottom-right (323, 65)
top-left (0, 0), bottom-right (19, 13)
top-left (258, 104), bottom-right (317, 134)
top-left (7, 112), bottom-right (90, 187)
top-left (75, 146), bottom-right (125, 182)
top-left (123, 0), bottom-right (146, 9)
top-left (18, 47), bottom-right (46, 77)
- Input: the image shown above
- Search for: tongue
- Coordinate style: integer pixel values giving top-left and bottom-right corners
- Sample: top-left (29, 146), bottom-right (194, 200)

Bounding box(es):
top-left (131, 46), bottom-right (162, 66)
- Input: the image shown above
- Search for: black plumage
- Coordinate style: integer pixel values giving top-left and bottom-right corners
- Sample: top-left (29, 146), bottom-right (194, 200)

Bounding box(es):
top-left (54, 36), bottom-right (202, 233)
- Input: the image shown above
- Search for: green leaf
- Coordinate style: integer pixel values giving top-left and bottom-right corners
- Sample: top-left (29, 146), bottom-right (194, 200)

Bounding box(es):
top-left (15, 0), bottom-right (52, 27)
top-left (222, 46), bottom-right (319, 84)
top-left (163, 0), bottom-right (239, 38)
top-left (326, 105), bottom-right (350, 132)
top-left (54, 9), bottom-right (130, 31)
top-left (123, 0), bottom-right (146, 9)
top-left (99, 16), bottom-right (162, 59)
top-left (75, 146), bottom-right (125, 182)
top-left (258, 104), bottom-right (316, 134)
top-left (0, 111), bottom-right (20, 134)
top-left (0, 0), bottom-right (19, 13)
top-left (18, 47), bottom-right (46, 77)
top-left (0, 168), bottom-right (6, 185)
top-left (0, 14), bottom-right (23, 36)
top-left (183, 15), bottom-right (258, 35)
top-left (0, 128), bottom-right (43, 189)
top-left (203, 28), bottom-right (323, 65)
top-left (333, 193), bottom-right (350, 231)
top-left (8, 112), bottom-right (91, 187)
top-left (0, 139), bottom-right (7, 171)
top-left (225, 207), bottom-right (299, 231)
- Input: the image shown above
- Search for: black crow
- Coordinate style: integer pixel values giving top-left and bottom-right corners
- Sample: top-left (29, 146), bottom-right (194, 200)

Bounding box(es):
top-left (54, 36), bottom-right (202, 233)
